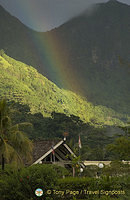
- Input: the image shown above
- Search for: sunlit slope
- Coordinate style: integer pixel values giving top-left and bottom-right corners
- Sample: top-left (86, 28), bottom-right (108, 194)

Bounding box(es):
top-left (0, 1), bottom-right (130, 115)
top-left (0, 52), bottom-right (128, 126)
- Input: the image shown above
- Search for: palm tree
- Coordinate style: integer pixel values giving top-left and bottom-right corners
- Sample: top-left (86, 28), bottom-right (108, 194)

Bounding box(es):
top-left (0, 99), bottom-right (33, 170)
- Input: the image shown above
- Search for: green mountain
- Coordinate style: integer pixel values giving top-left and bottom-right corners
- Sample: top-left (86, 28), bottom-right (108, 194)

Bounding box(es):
top-left (0, 0), bottom-right (130, 116)
top-left (0, 5), bottom-right (41, 69)
top-left (47, 0), bottom-right (130, 114)
top-left (0, 52), bottom-right (128, 127)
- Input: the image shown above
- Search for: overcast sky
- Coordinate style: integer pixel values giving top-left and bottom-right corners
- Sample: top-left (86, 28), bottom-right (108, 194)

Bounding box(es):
top-left (0, 0), bottom-right (130, 31)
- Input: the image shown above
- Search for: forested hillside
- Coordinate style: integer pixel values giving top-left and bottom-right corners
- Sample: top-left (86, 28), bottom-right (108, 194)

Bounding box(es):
top-left (0, 51), bottom-right (128, 127)
top-left (46, 0), bottom-right (130, 114)
top-left (0, 0), bottom-right (130, 115)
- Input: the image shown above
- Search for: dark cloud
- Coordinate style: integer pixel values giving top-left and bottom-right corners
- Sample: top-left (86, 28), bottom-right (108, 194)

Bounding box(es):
top-left (0, 0), bottom-right (129, 31)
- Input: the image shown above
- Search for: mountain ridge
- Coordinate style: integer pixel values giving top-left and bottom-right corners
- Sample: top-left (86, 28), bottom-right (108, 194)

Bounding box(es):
top-left (0, 0), bottom-right (130, 116)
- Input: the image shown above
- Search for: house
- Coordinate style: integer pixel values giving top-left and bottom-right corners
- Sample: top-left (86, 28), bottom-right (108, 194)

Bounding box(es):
top-left (31, 139), bottom-right (83, 170)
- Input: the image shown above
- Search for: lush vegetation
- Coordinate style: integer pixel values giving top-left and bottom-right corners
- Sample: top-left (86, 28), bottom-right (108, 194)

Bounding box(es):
top-left (0, 2), bottom-right (130, 199)
top-left (0, 1), bottom-right (130, 115)
top-left (0, 52), bottom-right (128, 128)
top-left (0, 99), bottom-right (33, 170)
top-left (0, 99), bottom-right (128, 161)
top-left (0, 163), bottom-right (129, 200)
top-left (0, 100), bottom-right (129, 199)
top-left (0, 53), bottom-right (129, 161)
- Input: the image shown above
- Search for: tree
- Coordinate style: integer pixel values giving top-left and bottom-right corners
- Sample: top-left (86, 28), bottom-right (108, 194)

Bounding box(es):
top-left (106, 136), bottom-right (130, 160)
top-left (0, 99), bottom-right (33, 170)
top-left (0, 49), bottom-right (5, 56)
top-left (102, 160), bottom-right (130, 177)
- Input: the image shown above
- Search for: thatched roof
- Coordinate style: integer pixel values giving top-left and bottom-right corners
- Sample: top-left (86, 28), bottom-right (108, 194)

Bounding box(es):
top-left (32, 139), bottom-right (61, 163)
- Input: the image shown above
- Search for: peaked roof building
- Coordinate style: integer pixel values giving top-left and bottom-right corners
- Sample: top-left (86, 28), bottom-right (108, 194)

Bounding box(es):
top-left (31, 139), bottom-right (80, 169)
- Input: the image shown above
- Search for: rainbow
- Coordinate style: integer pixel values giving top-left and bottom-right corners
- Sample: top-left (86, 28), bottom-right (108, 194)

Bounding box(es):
top-left (33, 32), bottom-right (76, 88)
top-left (29, 30), bottom-right (83, 94)
top-left (16, 1), bottom-right (83, 94)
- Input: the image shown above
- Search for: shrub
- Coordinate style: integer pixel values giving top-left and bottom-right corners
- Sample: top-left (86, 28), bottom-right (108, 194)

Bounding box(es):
top-left (0, 164), bottom-right (59, 200)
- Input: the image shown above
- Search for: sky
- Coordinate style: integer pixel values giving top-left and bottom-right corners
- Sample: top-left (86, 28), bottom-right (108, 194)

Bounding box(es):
top-left (0, 0), bottom-right (130, 31)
